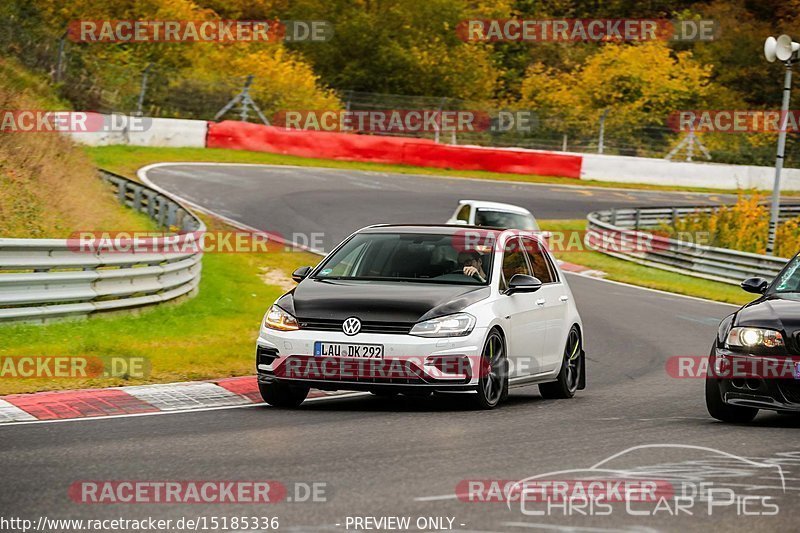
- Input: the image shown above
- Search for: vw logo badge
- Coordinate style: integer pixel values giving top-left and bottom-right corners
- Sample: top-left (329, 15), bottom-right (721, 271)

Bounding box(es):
top-left (342, 317), bottom-right (361, 336)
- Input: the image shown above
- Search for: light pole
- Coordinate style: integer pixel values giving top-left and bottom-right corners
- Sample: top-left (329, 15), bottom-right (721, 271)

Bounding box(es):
top-left (764, 35), bottom-right (800, 255)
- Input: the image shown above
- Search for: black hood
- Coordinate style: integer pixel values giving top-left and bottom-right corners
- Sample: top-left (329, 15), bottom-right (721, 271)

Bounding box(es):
top-left (276, 279), bottom-right (490, 323)
top-left (735, 295), bottom-right (800, 333)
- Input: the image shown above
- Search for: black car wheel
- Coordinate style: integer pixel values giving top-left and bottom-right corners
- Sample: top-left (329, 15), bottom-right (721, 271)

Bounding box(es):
top-left (473, 329), bottom-right (508, 409)
top-left (259, 381), bottom-right (310, 408)
top-left (540, 326), bottom-right (582, 399)
top-left (705, 376), bottom-right (758, 423)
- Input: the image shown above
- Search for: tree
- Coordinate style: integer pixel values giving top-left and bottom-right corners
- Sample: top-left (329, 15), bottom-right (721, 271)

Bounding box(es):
top-left (518, 40), bottom-right (724, 154)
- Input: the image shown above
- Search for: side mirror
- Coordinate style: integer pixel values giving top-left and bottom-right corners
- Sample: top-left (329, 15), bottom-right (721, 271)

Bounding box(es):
top-left (506, 274), bottom-right (542, 295)
top-left (741, 277), bottom-right (769, 294)
top-left (292, 266), bottom-right (312, 283)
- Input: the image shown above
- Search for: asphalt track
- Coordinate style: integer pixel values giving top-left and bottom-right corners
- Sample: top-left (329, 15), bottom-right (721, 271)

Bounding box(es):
top-left (2, 164), bottom-right (798, 533)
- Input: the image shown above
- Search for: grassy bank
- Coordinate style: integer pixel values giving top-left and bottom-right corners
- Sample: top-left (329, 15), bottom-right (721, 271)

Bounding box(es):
top-left (0, 58), bottom-right (156, 238)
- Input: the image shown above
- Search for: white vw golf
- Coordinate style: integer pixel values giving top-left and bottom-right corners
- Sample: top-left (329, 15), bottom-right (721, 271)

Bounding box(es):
top-left (256, 224), bottom-right (585, 409)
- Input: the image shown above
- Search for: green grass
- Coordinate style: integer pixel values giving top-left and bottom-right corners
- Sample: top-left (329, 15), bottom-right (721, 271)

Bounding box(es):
top-left (540, 219), bottom-right (751, 306)
top-left (0, 215), bottom-right (320, 395)
top-left (85, 145), bottom-right (790, 195)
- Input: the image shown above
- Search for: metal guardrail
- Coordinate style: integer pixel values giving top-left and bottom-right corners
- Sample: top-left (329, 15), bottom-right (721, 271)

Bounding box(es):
top-left (586, 205), bottom-right (797, 285)
top-left (0, 170), bottom-right (205, 323)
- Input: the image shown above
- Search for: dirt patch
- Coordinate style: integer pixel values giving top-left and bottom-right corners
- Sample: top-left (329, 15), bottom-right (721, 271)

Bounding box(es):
top-left (259, 267), bottom-right (297, 292)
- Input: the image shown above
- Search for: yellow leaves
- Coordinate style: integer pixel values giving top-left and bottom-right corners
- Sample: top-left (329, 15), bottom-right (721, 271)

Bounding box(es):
top-left (30, 0), bottom-right (339, 114)
top-left (669, 193), bottom-right (800, 258)
top-left (519, 40), bottom-right (715, 143)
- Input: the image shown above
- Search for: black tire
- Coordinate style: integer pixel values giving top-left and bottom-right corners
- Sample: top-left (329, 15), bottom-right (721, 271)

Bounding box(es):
top-left (473, 329), bottom-right (508, 409)
top-left (259, 381), bottom-right (309, 408)
top-left (705, 377), bottom-right (758, 423)
top-left (539, 326), bottom-right (582, 400)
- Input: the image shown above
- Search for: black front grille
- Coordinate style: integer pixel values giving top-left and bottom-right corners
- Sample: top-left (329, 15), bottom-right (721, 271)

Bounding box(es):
top-left (778, 380), bottom-right (800, 403)
top-left (298, 318), bottom-right (413, 335)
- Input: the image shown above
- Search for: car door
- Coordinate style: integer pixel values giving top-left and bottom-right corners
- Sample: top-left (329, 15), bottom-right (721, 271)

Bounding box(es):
top-left (521, 236), bottom-right (569, 372)
top-left (495, 236), bottom-right (547, 377)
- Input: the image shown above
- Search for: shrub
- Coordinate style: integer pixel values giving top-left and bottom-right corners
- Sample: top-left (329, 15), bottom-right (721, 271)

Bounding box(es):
top-left (664, 193), bottom-right (800, 258)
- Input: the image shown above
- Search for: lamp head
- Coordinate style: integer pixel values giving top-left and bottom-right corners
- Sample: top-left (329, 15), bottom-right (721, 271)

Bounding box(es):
top-left (765, 36), bottom-right (777, 62)
top-left (776, 34), bottom-right (798, 61)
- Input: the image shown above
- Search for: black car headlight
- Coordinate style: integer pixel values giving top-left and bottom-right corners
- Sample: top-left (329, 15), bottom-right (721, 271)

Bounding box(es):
top-left (410, 313), bottom-right (476, 338)
top-left (725, 327), bottom-right (784, 349)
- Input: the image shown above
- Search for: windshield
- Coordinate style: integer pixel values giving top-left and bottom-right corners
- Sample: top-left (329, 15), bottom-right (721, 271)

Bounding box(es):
top-left (314, 232), bottom-right (494, 285)
top-left (475, 209), bottom-right (538, 230)
top-left (771, 254), bottom-right (800, 294)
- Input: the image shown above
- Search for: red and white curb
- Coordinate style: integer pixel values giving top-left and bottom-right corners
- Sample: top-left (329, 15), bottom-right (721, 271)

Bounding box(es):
top-left (557, 260), bottom-right (606, 278)
top-left (0, 377), bottom-right (352, 425)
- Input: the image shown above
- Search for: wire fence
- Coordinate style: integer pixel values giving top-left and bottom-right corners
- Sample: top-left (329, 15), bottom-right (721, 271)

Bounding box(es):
top-left (2, 11), bottom-right (798, 167)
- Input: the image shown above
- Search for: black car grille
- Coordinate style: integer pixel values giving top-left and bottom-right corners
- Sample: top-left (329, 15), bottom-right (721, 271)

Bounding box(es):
top-left (297, 318), bottom-right (413, 335)
top-left (778, 380), bottom-right (800, 403)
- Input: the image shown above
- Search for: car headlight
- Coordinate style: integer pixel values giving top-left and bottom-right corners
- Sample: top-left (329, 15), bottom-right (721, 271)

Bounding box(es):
top-left (726, 327), bottom-right (784, 349)
top-left (410, 313), bottom-right (476, 338)
top-left (264, 305), bottom-right (299, 331)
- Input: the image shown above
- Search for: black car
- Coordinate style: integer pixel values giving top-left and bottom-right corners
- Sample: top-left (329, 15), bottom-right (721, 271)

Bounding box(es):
top-left (707, 253), bottom-right (800, 422)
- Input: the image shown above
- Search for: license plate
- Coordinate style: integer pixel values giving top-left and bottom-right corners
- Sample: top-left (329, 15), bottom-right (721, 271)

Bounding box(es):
top-left (314, 341), bottom-right (384, 359)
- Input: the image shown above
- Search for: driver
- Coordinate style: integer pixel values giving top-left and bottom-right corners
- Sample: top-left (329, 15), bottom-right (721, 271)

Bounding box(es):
top-left (458, 250), bottom-right (486, 282)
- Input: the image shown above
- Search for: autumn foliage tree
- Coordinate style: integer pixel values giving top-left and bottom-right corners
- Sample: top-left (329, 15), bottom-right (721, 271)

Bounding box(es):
top-left (517, 40), bottom-right (723, 154)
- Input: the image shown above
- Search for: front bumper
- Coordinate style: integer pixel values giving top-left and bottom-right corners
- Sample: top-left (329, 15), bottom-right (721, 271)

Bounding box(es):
top-left (256, 325), bottom-right (486, 392)
top-left (711, 348), bottom-right (800, 412)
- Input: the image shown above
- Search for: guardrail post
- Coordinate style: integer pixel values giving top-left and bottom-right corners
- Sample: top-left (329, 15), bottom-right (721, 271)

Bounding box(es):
top-left (610, 208), bottom-right (617, 225)
top-left (117, 181), bottom-right (127, 204)
top-left (133, 185), bottom-right (143, 213)
top-left (145, 191), bottom-right (155, 219)
top-left (634, 209), bottom-right (641, 231)
top-left (157, 197), bottom-right (167, 227)
top-left (167, 203), bottom-right (177, 228)
top-left (671, 207), bottom-right (677, 229)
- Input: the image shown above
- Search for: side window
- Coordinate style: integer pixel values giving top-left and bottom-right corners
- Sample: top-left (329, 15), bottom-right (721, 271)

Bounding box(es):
top-left (456, 204), bottom-right (471, 222)
top-left (521, 237), bottom-right (555, 283)
top-left (501, 238), bottom-right (532, 289)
